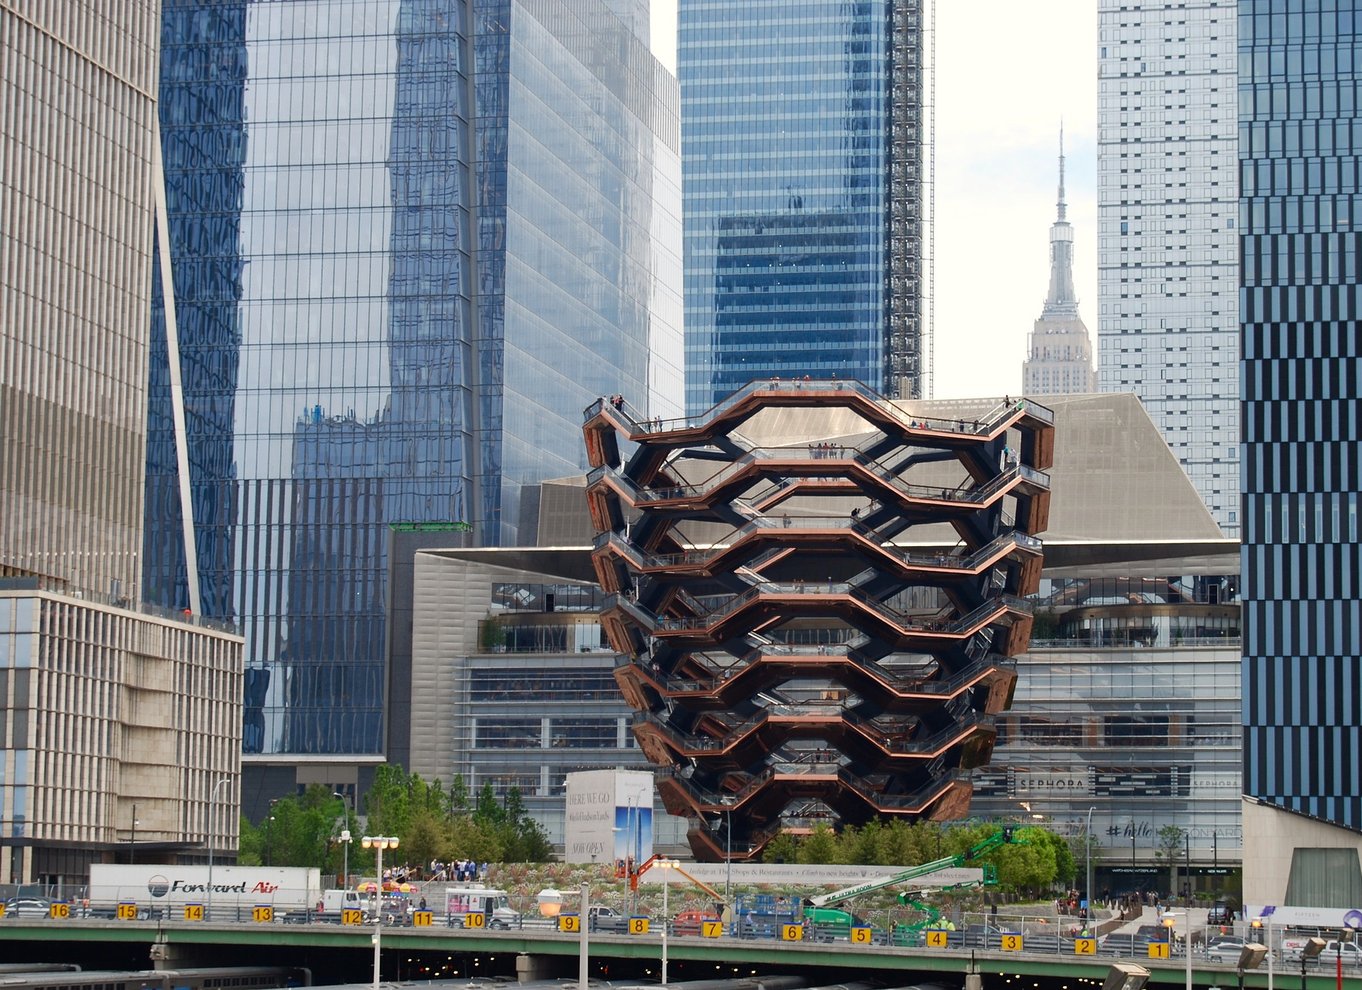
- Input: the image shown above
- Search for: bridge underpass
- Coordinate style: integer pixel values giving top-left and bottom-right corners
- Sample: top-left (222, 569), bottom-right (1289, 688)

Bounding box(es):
top-left (0, 922), bottom-right (1346, 990)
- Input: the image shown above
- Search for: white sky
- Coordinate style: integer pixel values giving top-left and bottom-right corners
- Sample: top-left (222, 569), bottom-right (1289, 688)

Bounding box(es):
top-left (649, 0), bottom-right (1098, 400)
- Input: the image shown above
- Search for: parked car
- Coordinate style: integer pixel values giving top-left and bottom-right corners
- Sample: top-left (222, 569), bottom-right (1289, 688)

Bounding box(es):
top-left (1101, 932), bottom-right (1165, 957)
top-left (1207, 901), bottom-right (1236, 926)
top-left (1204, 936), bottom-right (1250, 964)
top-left (587, 905), bottom-right (633, 933)
top-left (672, 909), bottom-right (720, 936)
top-left (1281, 938), bottom-right (1362, 968)
top-left (3, 898), bottom-right (53, 919)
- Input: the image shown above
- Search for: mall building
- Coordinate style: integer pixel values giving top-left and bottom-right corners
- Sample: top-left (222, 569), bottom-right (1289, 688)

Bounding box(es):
top-left (388, 392), bottom-right (1240, 888)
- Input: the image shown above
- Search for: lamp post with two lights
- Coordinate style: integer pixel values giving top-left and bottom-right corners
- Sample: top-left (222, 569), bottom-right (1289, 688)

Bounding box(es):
top-left (362, 835), bottom-right (399, 990)
top-left (1161, 909), bottom-right (1192, 990)
top-left (656, 858), bottom-right (678, 984)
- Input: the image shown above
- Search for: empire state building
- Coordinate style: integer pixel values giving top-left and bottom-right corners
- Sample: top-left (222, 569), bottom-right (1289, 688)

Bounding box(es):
top-left (1023, 133), bottom-right (1095, 395)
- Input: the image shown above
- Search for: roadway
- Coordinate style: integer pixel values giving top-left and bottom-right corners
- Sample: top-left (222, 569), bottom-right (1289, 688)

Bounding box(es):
top-left (0, 916), bottom-right (1354, 990)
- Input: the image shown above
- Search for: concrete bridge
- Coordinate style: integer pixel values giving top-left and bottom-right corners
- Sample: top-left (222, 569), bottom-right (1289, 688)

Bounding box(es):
top-left (0, 920), bottom-right (1348, 990)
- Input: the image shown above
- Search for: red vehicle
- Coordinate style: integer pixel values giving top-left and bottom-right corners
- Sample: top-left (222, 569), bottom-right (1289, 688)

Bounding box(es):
top-left (672, 908), bottom-right (721, 936)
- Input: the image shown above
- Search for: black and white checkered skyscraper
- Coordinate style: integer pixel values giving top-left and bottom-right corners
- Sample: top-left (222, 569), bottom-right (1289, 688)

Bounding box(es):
top-left (1240, 3), bottom-right (1362, 837)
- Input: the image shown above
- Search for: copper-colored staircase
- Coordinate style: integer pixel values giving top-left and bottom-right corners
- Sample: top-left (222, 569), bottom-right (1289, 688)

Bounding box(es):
top-left (582, 382), bottom-right (1052, 861)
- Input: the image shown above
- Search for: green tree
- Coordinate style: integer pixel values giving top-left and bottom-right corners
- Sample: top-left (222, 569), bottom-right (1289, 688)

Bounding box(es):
top-left (1044, 828), bottom-right (1077, 886)
top-left (446, 774), bottom-right (471, 817)
top-left (965, 824), bottom-right (1058, 896)
top-left (761, 831), bottom-right (800, 864)
top-left (877, 820), bottom-right (945, 866)
top-left (366, 764), bottom-right (421, 837)
top-left (237, 788), bottom-right (343, 871)
top-left (446, 815), bottom-right (504, 864)
top-left (834, 820), bottom-right (883, 865)
top-left (1070, 829), bottom-right (1101, 894)
top-left (757, 819), bottom-right (1067, 896)
top-left (403, 809), bottom-right (447, 873)
top-left (238, 814), bottom-right (264, 866)
top-left (796, 824), bottom-right (840, 864)
top-left (491, 787), bottom-right (553, 863)
top-left (1156, 824), bottom-right (1185, 892)
top-left (472, 782), bottom-right (506, 829)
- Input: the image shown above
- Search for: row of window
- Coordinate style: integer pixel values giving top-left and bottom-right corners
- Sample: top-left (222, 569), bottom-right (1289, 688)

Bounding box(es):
top-left (1000, 714), bottom-right (1239, 749)
top-left (472, 717), bottom-right (627, 750)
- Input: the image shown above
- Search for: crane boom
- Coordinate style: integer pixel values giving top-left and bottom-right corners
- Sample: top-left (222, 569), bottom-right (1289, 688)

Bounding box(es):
top-left (630, 854), bottom-right (726, 906)
top-left (806, 826), bottom-right (1014, 908)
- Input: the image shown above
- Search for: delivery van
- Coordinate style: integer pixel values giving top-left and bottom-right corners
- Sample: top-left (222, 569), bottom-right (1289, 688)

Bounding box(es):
top-left (444, 885), bottom-right (520, 929)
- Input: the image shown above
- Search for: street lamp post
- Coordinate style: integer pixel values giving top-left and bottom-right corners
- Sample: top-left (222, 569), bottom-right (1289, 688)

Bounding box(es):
top-left (130, 805), bottom-right (140, 864)
top-left (1337, 926), bottom-right (1356, 990)
top-left (1298, 937), bottom-right (1326, 990)
top-left (614, 800), bottom-right (642, 915)
top-left (206, 777), bottom-right (231, 920)
top-left (658, 859), bottom-right (678, 985)
top-left (578, 882), bottom-right (589, 990)
top-left (362, 835), bottom-right (399, 990)
top-left (1253, 914), bottom-right (1274, 990)
top-left (710, 806), bottom-right (733, 916)
top-left (1085, 806), bottom-right (1095, 908)
top-left (1184, 832), bottom-right (1191, 903)
top-left (1162, 909), bottom-right (1192, 990)
top-left (333, 792), bottom-right (353, 888)
top-left (724, 806), bottom-right (732, 913)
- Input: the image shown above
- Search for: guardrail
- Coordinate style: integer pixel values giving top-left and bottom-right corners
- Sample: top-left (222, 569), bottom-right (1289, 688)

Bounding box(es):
top-left (7, 907), bottom-right (1347, 970)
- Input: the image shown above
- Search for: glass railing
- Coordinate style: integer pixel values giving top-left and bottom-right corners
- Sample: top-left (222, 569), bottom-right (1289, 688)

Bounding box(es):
top-left (0, 576), bottom-right (237, 634)
top-left (641, 582), bottom-right (1031, 637)
top-left (590, 446), bottom-right (1035, 510)
top-left (584, 379), bottom-right (1055, 444)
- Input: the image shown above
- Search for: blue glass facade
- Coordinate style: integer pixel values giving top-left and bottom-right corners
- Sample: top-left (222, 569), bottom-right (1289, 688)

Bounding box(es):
top-left (146, 0), bottom-right (680, 756)
top-left (680, 1), bottom-right (922, 413)
top-left (1239, 0), bottom-right (1362, 829)
top-left (145, 1), bottom-right (248, 626)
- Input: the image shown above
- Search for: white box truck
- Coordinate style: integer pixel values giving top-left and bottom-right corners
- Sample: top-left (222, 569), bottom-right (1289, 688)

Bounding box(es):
top-left (444, 884), bottom-right (521, 929)
top-left (87, 865), bottom-right (322, 921)
top-left (317, 888), bottom-right (368, 923)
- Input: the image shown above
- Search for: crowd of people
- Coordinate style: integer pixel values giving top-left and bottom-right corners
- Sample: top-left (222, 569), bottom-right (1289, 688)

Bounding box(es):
top-left (427, 859), bottom-right (488, 883)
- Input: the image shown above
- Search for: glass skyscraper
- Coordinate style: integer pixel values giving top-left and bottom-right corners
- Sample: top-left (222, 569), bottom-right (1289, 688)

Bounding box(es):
top-left (1240, 1), bottom-right (1362, 832)
top-left (1096, 0), bottom-right (1241, 536)
top-left (145, 0), bottom-right (681, 759)
top-left (679, 1), bottom-right (924, 413)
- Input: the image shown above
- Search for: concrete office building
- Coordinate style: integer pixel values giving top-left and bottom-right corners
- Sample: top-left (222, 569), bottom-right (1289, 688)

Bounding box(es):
top-left (1238, 2), bottom-right (1362, 907)
top-left (144, 0), bottom-right (682, 804)
top-left (0, 590), bottom-right (242, 886)
top-left (1023, 137), bottom-right (1097, 396)
top-left (680, 0), bottom-right (927, 411)
top-left (1096, 1), bottom-right (1240, 536)
top-left (399, 394), bottom-right (1241, 868)
top-left (1, 2), bottom-right (243, 884)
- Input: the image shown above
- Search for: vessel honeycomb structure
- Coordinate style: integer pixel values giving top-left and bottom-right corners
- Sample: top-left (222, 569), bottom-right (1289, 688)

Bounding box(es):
top-left (582, 381), bottom-right (1054, 861)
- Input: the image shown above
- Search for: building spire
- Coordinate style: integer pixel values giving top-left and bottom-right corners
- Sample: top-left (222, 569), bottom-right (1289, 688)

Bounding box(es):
top-left (1023, 118), bottom-right (1094, 397)
top-left (1057, 122), bottom-right (1067, 222)
top-left (1043, 122), bottom-right (1078, 315)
